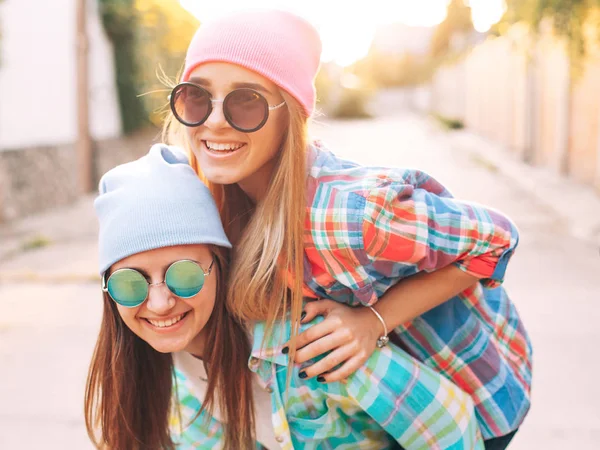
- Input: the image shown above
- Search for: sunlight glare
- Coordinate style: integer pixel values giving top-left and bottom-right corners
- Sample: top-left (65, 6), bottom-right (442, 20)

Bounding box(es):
top-left (179, 0), bottom-right (452, 67)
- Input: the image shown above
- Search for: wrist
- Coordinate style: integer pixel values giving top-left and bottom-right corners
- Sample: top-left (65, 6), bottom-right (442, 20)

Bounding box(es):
top-left (366, 305), bottom-right (389, 348)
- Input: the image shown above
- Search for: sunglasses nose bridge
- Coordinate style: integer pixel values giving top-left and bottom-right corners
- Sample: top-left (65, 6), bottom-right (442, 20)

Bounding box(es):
top-left (203, 99), bottom-right (228, 128)
top-left (145, 281), bottom-right (176, 312)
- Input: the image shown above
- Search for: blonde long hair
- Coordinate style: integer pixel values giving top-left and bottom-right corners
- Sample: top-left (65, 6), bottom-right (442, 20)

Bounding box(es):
top-left (162, 89), bottom-right (309, 360)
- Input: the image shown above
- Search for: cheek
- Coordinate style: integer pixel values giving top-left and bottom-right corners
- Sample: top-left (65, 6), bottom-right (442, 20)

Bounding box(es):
top-left (252, 123), bottom-right (285, 158)
top-left (189, 284), bottom-right (217, 324)
top-left (116, 305), bottom-right (141, 332)
top-left (185, 127), bottom-right (199, 148)
top-left (194, 294), bottom-right (216, 322)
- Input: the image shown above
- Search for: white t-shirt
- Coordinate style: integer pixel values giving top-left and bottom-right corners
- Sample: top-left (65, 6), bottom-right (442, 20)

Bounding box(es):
top-left (173, 351), bottom-right (280, 450)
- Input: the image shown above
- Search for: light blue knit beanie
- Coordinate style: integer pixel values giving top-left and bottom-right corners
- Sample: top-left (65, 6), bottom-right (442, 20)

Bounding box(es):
top-left (94, 143), bottom-right (231, 275)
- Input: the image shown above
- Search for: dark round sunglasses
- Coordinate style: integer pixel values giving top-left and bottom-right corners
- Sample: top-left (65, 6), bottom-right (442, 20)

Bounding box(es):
top-left (169, 82), bottom-right (286, 132)
top-left (101, 259), bottom-right (213, 308)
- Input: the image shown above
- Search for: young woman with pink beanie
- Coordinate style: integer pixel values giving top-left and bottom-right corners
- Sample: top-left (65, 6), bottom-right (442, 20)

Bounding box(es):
top-left (163, 8), bottom-right (531, 449)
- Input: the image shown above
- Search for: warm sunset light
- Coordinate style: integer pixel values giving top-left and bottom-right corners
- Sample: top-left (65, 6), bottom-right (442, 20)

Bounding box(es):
top-left (180, 0), bottom-right (507, 66)
top-left (467, 0), bottom-right (507, 32)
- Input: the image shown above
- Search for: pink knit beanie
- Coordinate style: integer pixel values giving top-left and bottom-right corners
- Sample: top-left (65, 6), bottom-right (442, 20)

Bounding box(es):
top-left (181, 9), bottom-right (322, 116)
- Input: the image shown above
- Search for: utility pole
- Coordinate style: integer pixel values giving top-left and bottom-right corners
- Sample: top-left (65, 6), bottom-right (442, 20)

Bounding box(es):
top-left (76, 0), bottom-right (93, 193)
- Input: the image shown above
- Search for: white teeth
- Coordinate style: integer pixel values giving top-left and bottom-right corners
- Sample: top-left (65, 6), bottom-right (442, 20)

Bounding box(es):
top-left (148, 313), bottom-right (185, 328)
top-left (205, 141), bottom-right (244, 151)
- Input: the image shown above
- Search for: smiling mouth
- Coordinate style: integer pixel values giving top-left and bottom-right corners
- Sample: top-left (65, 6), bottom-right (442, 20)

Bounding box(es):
top-left (144, 311), bottom-right (189, 328)
top-left (202, 140), bottom-right (246, 154)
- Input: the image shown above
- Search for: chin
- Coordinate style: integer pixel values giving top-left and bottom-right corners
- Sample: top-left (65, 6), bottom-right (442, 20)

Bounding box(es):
top-left (145, 338), bottom-right (190, 354)
top-left (202, 167), bottom-right (245, 185)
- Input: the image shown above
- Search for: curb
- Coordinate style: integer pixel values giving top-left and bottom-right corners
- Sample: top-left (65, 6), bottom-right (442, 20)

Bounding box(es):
top-left (0, 271), bottom-right (100, 284)
top-left (446, 128), bottom-right (600, 246)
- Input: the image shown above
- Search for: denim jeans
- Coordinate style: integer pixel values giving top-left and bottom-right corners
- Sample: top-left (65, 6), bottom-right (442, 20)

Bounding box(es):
top-left (392, 429), bottom-right (518, 450)
top-left (484, 429), bottom-right (518, 450)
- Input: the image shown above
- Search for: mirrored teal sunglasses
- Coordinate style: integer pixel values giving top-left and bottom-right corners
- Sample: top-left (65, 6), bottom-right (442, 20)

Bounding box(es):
top-left (101, 259), bottom-right (214, 308)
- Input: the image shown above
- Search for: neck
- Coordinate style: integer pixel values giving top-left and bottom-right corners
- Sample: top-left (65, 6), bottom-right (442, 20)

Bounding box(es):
top-left (237, 160), bottom-right (276, 203)
top-left (185, 327), bottom-right (208, 359)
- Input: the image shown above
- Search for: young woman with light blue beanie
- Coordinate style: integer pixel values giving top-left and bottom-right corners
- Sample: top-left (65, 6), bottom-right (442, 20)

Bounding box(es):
top-left (84, 144), bottom-right (485, 450)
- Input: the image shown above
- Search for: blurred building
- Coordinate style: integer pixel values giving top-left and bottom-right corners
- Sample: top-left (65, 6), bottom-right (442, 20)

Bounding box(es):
top-left (430, 21), bottom-right (600, 191)
top-left (370, 23), bottom-right (435, 57)
top-left (0, 0), bottom-right (124, 223)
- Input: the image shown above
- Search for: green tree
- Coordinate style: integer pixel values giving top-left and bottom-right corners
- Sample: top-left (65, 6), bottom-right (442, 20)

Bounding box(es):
top-left (135, 0), bottom-right (199, 126)
top-left (502, 0), bottom-right (600, 58)
top-left (98, 0), bottom-right (198, 132)
top-left (430, 0), bottom-right (474, 59)
top-left (99, 0), bottom-right (148, 134)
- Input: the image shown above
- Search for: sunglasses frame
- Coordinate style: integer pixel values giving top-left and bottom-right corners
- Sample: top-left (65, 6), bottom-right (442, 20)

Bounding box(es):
top-left (101, 259), bottom-right (214, 308)
top-left (169, 82), bottom-right (286, 132)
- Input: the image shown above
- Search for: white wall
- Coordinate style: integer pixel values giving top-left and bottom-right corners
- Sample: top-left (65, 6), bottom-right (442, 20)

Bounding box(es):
top-left (0, 0), bottom-right (121, 151)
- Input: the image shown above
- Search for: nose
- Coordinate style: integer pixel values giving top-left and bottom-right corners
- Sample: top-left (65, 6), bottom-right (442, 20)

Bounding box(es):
top-left (145, 283), bottom-right (176, 314)
top-left (203, 100), bottom-right (229, 130)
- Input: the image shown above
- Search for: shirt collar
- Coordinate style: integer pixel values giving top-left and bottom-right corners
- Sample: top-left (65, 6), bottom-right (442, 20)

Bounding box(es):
top-left (249, 320), bottom-right (290, 368)
top-left (249, 309), bottom-right (327, 369)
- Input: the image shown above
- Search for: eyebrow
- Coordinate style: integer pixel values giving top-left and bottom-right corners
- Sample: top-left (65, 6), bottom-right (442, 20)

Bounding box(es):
top-left (110, 259), bottom-right (207, 279)
top-left (110, 262), bottom-right (169, 280)
top-left (188, 77), bottom-right (273, 95)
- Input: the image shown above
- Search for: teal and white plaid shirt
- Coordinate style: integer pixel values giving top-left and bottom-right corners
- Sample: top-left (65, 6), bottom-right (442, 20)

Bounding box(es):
top-left (171, 316), bottom-right (484, 450)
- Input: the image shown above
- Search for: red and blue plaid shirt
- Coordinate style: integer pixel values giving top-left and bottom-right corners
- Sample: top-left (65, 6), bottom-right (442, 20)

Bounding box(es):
top-left (297, 142), bottom-right (532, 439)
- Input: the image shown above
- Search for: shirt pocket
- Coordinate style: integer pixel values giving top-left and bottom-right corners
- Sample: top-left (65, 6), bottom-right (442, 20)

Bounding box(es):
top-left (285, 391), bottom-right (370, 442)
top-left (285, 397), bottom-right (345, 442)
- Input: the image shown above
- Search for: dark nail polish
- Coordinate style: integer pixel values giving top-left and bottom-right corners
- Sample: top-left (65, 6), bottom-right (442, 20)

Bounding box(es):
top-left (299, 371), bottom-right (308, 379)
top-left (282, 346), bottom-right (289, 354)
top-left (317, 376), bottom-right (326, 383)
top-left (300, 311), bottom-right (307, 320)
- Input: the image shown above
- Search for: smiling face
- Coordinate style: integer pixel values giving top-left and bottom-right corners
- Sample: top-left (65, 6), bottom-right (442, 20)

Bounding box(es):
top-left (183, 62), bottom-right (289, 201)
top-left (109, 244), bottom-right (217, 356)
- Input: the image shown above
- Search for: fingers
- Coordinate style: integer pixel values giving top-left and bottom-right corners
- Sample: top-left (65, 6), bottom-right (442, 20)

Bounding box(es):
top-left (298, 343), bottom-right (359, 380)
top-left (301, 299), bottom-right (336, 323)
top-left (317, 354), bottom-right (367, 383)
top-left (294, 324), bottom-right (354, 364)
top-left (283, 316), bottom-right (337, 356)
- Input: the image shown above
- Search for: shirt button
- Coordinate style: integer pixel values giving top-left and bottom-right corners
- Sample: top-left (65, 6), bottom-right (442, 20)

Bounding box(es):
top-left (265, 385), bottom-right (274, 394)
top-left (276, 436), bottom-right (284, 443)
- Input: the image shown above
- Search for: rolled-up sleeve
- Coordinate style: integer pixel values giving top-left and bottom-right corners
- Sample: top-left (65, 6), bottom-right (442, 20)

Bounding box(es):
top-left (362, 180), bottom-right (519, 289)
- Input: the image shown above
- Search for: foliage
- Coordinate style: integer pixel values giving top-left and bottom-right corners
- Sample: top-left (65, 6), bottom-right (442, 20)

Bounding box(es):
top-left (433, 113), bottom-right (464, 130)
top-left (98, 0), bottom-right (198, 132)
top-left (501, 0), bottom-right (600, 58)
top-left (134, 0), bottom-right (199, 125)
top-left (314, 64), bottom-right (335, 107)
top-left (331, 86), bottom-right (372, 119)
top-left (354, 51), bottom-right (439, 88)
top-left (99, 0), bottom-right (148, 133)
top-left (348, 1), bottom-right (473, 90)
top-left (430, 0), bottom-right (474, 59)
top-left (20, 235), bottom-right (52, 252)
top-left (315, 66), bottom-right (374, 119)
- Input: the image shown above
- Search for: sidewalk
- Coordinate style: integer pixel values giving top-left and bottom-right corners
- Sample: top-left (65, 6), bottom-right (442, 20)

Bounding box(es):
top-left (0, 193), bottom-right (99, 281)
top-left (446, 127), bottom-right (600, 246)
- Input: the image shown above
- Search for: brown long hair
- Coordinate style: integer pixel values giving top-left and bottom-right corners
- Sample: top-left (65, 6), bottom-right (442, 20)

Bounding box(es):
top-left (84, 247), bottom-right (255, 449)
top-left (163, 90), bottom-right (309, 365)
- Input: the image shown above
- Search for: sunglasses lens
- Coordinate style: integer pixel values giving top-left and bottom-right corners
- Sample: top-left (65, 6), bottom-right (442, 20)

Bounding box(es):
top-left (165, 260), bottom-right (205, 298)
top-left (171, 84), bottom-right (211, 126)
top-left (107, 269), bottom-right (148, 307)
top-left (224, 89), bottom-right (268, 131)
